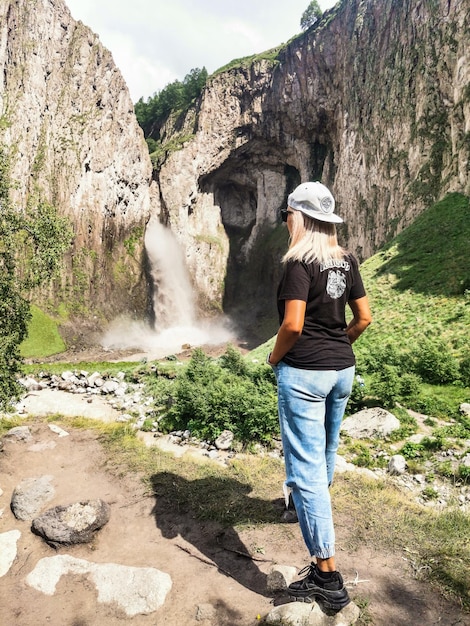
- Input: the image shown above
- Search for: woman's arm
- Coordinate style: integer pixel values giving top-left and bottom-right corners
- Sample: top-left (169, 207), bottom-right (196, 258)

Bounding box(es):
top-left (346, 296), bottom-right (372, 344)
top-left (268, 299), bottom-right (306, 365)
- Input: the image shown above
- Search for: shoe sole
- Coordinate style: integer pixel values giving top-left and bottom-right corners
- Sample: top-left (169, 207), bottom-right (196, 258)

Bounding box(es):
top-left (288, 590), bottom-right (351, 611)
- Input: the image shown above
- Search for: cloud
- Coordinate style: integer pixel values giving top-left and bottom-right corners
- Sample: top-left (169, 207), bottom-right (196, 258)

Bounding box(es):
top-left (66, 0), bottom-right (339, 101)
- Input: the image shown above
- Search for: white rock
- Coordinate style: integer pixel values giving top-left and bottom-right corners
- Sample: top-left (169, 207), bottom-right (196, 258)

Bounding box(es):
top-left (266, 565), bottom-right (298, 592)
top-left (48, 424), bottom-right (69, 438)
top-left (101, 380), bottom-right (120, 394)
top-left (341, 408), bottom-right (400, 439)
top-left (388, 455), bottom-right (407, 475)
top-left (0, 530), bottom-right (21, 577)
top-left (214, 429), bottom-right (234, 450)
top-left (459, 403), bottom-right (470, 416)
top-left (87, 372), bottom-right (102, 387)
top-left (26, 555), bottom-right (172, 617)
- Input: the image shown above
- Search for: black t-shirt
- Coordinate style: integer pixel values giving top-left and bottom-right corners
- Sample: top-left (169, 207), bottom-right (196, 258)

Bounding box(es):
top-left (277, 253), bottom-right (366, 370)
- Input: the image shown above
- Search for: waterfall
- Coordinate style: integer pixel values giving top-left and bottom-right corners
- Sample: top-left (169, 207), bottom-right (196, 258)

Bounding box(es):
top-left (101, 219), bottom-right (233, 358)
top-left (145, 219), bottom-right (196, 329)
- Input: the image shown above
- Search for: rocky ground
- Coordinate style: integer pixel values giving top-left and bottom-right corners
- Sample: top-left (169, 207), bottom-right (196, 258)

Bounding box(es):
top-left (0, 346), bottom-right (469, 625)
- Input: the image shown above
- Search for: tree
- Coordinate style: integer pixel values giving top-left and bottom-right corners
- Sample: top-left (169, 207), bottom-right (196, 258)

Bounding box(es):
top-left (0, 141), bottom-right (72, 409)
top-left (300, 1), bottom-right (322, 30)
top-left (134, 67), bottom-right (208, 143)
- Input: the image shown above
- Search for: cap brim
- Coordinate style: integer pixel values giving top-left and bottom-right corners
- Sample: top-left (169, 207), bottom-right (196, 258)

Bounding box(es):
top-left (297, 207), bottom-right (343, 223)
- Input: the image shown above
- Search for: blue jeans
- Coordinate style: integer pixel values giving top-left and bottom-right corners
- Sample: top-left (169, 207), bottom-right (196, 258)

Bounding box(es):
top-left (274, 362), bottom-right (355, 559)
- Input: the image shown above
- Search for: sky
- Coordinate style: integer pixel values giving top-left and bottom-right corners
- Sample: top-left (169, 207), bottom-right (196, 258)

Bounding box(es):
top-left (65, 0), bottom-right (338, 103)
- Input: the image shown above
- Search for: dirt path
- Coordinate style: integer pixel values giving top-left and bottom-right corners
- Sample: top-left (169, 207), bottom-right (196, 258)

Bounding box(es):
top-left (1, 418), bottom-right (468, 626)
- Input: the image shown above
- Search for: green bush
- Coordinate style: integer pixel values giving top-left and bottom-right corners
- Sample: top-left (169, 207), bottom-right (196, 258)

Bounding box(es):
top-left (459, 356), bottom-right (470, 387)
top-left (421, 435), bottom-right (447, 452)
top-left (436, 461), bottom-right (455, 479)
top-left (399, 372), bottom-right (422, 397)
top-left (413, 339), bottom-right (460, 385)
top-left (348, 442), bottom-right (372, 467)
top-left (400, 441), bottom-right (424, 459)
top-left (361, 342), bottom-right (407, 373)
top-left (407, 394), bottom-right (456, 418)
top-left (422, 486), bottom-right (439, 500)
top-left (371, 365), bottom-right (403, 408)
top-left (346, 375), bottom-right (367, 415)
top-left (159, 348), bottom-right (279, 445)
top-left (218, 344), bottom-right (249, 376)
top-left (458, 465), bottom-right (470, 483)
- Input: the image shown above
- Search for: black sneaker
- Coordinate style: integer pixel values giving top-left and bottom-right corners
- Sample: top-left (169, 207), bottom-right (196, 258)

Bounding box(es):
top-left (288, 563), bottom-right (351, 611)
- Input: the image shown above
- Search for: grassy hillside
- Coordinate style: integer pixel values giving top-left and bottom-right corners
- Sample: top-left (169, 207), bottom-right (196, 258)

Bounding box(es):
top-left (253, 192), bottom-right (469, 361)
top-left (20, 305), bottom-right (66, 358)
top-left (354, 192), bottom-right (469, 372)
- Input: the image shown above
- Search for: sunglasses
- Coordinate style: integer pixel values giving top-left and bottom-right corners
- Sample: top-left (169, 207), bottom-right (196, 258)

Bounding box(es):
top-left (280, 209), bottom-right (294, 222)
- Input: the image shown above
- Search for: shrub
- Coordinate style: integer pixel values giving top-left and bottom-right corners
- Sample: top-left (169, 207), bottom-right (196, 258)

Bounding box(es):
top-left (159, 348), bottom-right (279, 445)
top-left (436, 461), bottom-right (455, 479)
top-left (348, 442), bottom-right (373, 467)
top-left (361, 342), bottom-right (406, 373)
top-left (346, 375), bottom-right (367, 414)
top-left (413, 339), bottom-right (460, 385)
top-left (459, 356), bottom-right (470, 387)
top-left (422, 486), bottom-right (439, 500)
top-left (458, 465), bottom-right (470, 483)
top-left (400, 441), bottom-right (424, 459)
top-left (407, 395), bottom-right (456, 418)
top-left (421, 435), bottom-right (447, 452)
top-left (218, 344), bottom-right (248, 376)
top-left (369, 363), bottom-right (422, 408)
top-left (399, 373), bottom-right (422, 397)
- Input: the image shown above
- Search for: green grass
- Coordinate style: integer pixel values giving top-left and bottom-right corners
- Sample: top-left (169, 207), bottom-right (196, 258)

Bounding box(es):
top-left (20, 305), bottom-right (66, 358)
top-left (22, 359), bottom-right (180, 379)
top-left (212, 45), bottom-right (284, 76)
top-left (333, 473), bottom-right (470, 609)
top-left (356, 193), bottom-right (470, 363)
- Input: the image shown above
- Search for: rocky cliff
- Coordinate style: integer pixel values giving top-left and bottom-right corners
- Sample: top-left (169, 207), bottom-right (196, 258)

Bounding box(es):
top-left (0, 0), bottom-right (156, 338)
top-left (157, 0), bottom-right (469, 340)
top-left (1, 0), bottom-right (469, 346)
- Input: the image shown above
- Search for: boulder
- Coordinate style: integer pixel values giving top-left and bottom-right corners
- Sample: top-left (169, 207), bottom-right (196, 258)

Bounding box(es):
top-left (341, 408), bottom-right (400, 439)
top-left (32, 499), bottom-right (111, 546)
top-left (11, 475), bottom-right (55, 521)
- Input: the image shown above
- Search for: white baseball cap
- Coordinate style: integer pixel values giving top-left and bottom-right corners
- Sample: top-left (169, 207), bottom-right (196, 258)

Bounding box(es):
top-left (287, 182), bottom-right (343, 223)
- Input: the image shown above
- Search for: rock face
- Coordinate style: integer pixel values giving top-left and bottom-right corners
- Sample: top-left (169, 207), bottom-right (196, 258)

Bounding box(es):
top-left (1, 0), bottom-right (469, 342)
top-left (0, 0), bottom-right (157, 325)
top-left (156, 0), bottom-right (470, 338)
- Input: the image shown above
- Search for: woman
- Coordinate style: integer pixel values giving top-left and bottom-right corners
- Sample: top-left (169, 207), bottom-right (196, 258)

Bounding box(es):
top-left (267, 181), bottom-right (371, 611)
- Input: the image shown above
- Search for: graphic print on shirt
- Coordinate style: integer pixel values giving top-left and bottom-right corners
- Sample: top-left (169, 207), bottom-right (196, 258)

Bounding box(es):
top-left (326, 269), bottom-right (346, 299)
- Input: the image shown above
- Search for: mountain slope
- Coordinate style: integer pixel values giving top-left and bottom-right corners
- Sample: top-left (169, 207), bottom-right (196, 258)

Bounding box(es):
top-left (354, 193), bottom-right (470, 366)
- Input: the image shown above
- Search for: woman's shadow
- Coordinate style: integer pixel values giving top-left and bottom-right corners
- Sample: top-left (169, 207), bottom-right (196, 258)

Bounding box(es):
top-left (150, 471), bottom-right (287, 597)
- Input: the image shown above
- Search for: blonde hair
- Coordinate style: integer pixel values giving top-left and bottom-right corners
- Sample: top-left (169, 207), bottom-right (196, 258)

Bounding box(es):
top-left (282, 209), bottom-right (346, 265)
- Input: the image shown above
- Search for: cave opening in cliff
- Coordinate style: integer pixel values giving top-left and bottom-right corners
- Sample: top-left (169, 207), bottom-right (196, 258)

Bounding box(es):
top-left (200, 173), bottom-right (287, 345)
top-left (214, 181), bottom-right (257, 312)
top-left (196, 155), bottom-right (306, 346)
